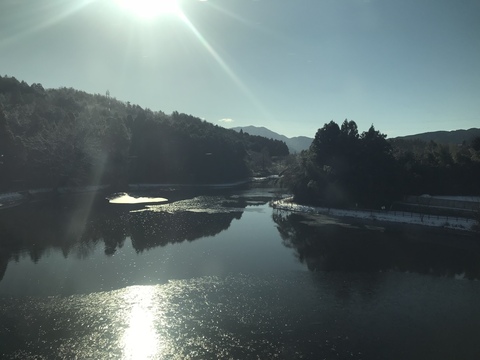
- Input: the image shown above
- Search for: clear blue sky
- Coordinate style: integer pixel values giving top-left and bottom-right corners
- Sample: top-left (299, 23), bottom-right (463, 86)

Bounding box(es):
top-left (1, 0), bottom-right (479, 138)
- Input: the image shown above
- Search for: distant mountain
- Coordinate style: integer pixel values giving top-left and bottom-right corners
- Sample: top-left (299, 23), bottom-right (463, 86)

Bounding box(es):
top-left (394, 128), bottom-right (480, 144)
top-left (231, 126), bottom-right (312, 153)
top-left (232, 125), bottom-right (480, 153)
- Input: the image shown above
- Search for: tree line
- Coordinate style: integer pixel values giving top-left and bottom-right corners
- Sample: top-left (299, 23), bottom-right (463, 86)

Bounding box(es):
top-left (0, 76), bottom-right (289, 191)
top-left (3, 75), bottom-right (478, 207)
top-left (282, 119), bottom-right (480, 208)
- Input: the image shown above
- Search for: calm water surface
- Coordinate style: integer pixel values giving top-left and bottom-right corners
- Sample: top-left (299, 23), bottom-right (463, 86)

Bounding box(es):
top-left (1, 187), bottom-right (479, 359)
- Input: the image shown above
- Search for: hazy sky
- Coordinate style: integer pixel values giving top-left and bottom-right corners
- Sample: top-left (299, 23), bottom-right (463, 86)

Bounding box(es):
top-left (1, 0), bottom-right (479, 138)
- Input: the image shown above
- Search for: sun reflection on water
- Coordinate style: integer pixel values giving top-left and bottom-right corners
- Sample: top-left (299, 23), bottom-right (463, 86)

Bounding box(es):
top-left (122, 286), bottom-right (162, 359)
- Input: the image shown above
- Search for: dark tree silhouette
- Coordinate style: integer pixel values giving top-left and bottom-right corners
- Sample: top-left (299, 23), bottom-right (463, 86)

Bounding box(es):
top-left (0, 75), bottom-right (289, 191)
top-left (286, 120), bottom-right (398, 208)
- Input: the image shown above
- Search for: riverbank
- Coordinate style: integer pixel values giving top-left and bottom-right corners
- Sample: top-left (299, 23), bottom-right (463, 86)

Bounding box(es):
top-left (127, 179), bottom-right (250, 191)
top-left (0, 185), bottom-right (111, 209)
top-left (127, 176), bottom-right (280, 190)
top-left (271, 198), bottom-right (478, 233)
top-left (0, 178), bottom-right (277, 210)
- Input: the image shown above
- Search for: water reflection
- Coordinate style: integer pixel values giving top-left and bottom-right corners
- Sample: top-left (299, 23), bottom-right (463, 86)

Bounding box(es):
top-left (273, 211), bottom-right (480, 279)
top-left (0, 254), bottom-right (7, 282)
top-left (2, 274), bottom-right (479, 360)
top-left (0, 190), bottom-right (261, 281)
top-left (2, 190), bottom-right (480, 359)
top-left (122, 286), bottom-right (162, 359)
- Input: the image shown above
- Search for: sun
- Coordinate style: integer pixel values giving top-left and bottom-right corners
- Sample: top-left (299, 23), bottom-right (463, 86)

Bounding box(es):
top-left (115, 0), bottom-right (181, 19)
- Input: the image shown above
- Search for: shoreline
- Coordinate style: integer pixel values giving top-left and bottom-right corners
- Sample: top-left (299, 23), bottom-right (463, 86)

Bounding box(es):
top-left (0, 178), bottom-right (274, 210)
top-left (0, 185), bottom-right (111, 209)
top-left (271, 198), bottom-right (478, 233)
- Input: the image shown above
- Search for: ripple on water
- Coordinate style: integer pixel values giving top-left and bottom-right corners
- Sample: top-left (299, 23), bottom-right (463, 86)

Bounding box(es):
top-left (0, 274), bottom-right (365, 359)
top-left (134, 196), bottom-right (253, 214)
top-left (2, 273), bottom-right (480, 359)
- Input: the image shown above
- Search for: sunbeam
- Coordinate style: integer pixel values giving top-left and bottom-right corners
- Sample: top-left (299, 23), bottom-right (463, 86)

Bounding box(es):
top-left (177, 12), bottom-right (274, 122)
top-left (0, 0), bottom-right (95, 49)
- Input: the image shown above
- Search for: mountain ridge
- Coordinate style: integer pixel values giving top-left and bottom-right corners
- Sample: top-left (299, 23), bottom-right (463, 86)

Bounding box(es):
top-left (392, 128), bottom-right (480, 144)
top-left (231, 125), bottom-right (480, 152)
top-left (231, 126), bottom-right (313, 153)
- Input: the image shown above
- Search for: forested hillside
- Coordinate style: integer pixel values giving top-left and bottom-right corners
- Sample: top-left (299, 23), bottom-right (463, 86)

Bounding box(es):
top-left (0, 76), bottom-right (288, 191)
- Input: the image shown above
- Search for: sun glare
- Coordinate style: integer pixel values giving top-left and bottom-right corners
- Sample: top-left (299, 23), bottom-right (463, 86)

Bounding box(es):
top-left (115, 0), bottom-right (181, 19)
top-left (122, 286), bottom-right (163, 358)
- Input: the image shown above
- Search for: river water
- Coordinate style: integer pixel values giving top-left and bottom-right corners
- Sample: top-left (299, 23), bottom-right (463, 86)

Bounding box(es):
top-left (1, 187), bottom-right (479, 359)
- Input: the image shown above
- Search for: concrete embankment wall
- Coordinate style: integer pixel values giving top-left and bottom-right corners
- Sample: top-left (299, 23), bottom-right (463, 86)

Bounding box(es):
top-left (272, 199), bottom-right (478, 233)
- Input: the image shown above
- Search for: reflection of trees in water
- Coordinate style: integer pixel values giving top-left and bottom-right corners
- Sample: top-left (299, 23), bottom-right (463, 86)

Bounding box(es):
top-left (82, 208), bottom-right (242, 254)
top-left (129, 211), bottom-right (242, 252)
top-left (0, 197), bottom-right (94, 263)
top-left (0, 194), bottom-right (246, 274)
top-left (81, 207), bottom-right (130, 257)
top-left (273, 211), bottom-right (480, 280)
